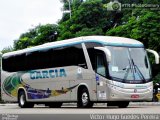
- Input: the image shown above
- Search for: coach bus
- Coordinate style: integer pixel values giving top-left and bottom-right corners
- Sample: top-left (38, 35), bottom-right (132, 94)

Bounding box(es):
top-left (1, 36), bottom-right (159, 108)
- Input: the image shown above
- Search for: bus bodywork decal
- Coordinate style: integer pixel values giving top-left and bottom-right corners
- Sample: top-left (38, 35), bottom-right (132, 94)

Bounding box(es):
top-left (2, 72), bottom-right (78, 99)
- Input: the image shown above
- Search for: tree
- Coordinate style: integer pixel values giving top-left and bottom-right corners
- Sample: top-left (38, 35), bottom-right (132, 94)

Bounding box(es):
top-left (106, 10), bottom-right (160, 51)
top-left (14, 24), bottom-right (58, 50)
top-left (106, 9), bottom-right (160, 83)
top-left (1, 46), bottom-right (13, 54)
top-left (58, 0), bottom-right (125, 40)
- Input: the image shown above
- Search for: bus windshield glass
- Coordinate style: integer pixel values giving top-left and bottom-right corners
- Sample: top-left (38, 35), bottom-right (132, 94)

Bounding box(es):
top-left (106, 46), bottom-right (151, 83)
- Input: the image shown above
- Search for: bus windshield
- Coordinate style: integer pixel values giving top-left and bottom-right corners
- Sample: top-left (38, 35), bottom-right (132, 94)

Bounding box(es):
top-left (106, 46), bottom-right (151, 83)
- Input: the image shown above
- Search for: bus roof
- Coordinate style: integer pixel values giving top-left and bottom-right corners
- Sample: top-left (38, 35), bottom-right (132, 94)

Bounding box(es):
top-left (3, 36), bottom-right (144, 57)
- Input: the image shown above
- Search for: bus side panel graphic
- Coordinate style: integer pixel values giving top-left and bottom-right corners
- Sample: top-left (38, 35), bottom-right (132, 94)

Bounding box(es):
top-left (2, 72), bottom-right (78, 99)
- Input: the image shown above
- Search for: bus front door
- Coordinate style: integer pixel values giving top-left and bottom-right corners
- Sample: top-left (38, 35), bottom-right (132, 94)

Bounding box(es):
top-left (95, 52), bottom-right (108, 101)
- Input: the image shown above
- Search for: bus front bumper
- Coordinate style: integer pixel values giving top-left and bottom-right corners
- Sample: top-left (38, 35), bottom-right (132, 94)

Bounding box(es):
top-left (107, 84), bottom-right (153, 101)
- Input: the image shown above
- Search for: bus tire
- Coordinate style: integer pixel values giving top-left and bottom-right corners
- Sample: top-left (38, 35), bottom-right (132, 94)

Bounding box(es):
top-left (77, 88), bottom-right (93, 108)
top-left (48, 102), bottom-right (62, 108)
top-left (107, 102), bottom-right (116, 107)
top-left (18, 91), bottom-right (34, 108)
top-left (118, 101), bottom-right (129, 108)
top-left (107, 101), bottom-right (129, 108)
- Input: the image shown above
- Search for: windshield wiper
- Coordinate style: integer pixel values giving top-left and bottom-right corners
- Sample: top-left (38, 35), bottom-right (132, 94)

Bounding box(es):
top-left (123, 58), bottom-right (146, 82)
top-left (131, 59), bottom-right (146, 82)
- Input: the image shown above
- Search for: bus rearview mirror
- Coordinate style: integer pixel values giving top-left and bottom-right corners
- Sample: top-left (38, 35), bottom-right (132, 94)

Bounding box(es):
top-left (146, 49), bottom-right (159, 64)
top-left (94, 47), bottom-right (111, 62)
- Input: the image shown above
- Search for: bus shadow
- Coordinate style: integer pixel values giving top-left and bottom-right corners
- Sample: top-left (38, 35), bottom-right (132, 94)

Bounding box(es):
top-left (29, 106), bottom-right (149, 109)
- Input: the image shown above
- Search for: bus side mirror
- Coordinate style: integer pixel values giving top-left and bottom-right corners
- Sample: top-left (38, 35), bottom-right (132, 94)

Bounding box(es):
top-left (146, 49), bottom-right (160, 77)
top-left (94, 47), bottom-right (111, 62)
top-left (146, 49), bottom-right (159, 64)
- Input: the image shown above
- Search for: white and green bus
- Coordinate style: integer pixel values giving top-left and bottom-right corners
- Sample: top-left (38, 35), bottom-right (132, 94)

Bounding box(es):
top-left (1, 36), bottom-right (159, 108)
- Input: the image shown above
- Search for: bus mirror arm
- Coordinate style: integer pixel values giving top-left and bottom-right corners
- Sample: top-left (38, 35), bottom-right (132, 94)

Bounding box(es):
top-left (146, 49), bottom-right (159, 64)
top-left (94, 47), bottom-right (111, 62)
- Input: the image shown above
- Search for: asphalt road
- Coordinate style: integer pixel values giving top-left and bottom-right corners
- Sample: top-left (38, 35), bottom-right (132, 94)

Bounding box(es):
top-left (0, 102), bottom-right (160, 114)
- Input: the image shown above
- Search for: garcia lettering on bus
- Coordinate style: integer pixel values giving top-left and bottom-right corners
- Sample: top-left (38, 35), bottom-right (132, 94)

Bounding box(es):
top-left (30, 69), bottom-right (67, 80)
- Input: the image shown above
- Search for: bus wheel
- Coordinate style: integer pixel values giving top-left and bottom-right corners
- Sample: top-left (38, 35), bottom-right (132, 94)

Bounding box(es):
top-left (18, 91), bottom-right (34, 108)
top-left (77, 88), bottom-right (93, 108)
top-left (118, 101), bottom-right (129, 108)
top-left (48, 102), bottom-right (63, 108)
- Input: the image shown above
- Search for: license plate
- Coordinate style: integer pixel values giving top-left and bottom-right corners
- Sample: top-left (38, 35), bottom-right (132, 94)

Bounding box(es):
top-left (131, 95), bottom-right (139, 98)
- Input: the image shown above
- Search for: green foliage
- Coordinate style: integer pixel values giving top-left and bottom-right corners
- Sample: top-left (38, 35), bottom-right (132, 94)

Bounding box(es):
top-left (106, 10), bottom-right (160, 83)
top-left (58, 0), bottom-right (124, 40)
top-left (153, 73), bottom-right (160, 84)
top-left (14, 24), bottom-right (58, 50)
top-left (1, 46), bottom-right (13, 54)
top-left (2, 0), bottom-right (160, 84)
top-left (75, 28), bottom-right (104, 37)
top-left (106, 10), bottom-right (160, 51)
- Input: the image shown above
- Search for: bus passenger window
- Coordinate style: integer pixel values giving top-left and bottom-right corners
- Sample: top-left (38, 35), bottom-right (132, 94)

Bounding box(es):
top-left (96, 53), bottom-right (106, 77)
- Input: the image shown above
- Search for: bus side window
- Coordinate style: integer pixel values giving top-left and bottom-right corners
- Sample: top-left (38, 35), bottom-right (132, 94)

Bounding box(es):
top-left (96, 53), bottom-right (107, 77)
top-left (2, 44), bottom-right (87, 72)
top-left (85, 42), bottom-right (102, 71)
top-left (2, 54), bottom-right (26, 72)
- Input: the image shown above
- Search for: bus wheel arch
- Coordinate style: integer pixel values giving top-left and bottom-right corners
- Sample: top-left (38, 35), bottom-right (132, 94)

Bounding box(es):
top-left (77, 85), bottom-right (93, 108)
top-left (18, 88), bottom-right (34, 108)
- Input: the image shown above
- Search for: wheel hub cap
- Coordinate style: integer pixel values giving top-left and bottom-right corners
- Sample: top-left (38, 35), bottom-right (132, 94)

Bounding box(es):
top-left (82, 92), bottom-right (88, 105)
top-left (20, 95), bottom-right (25, 106)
